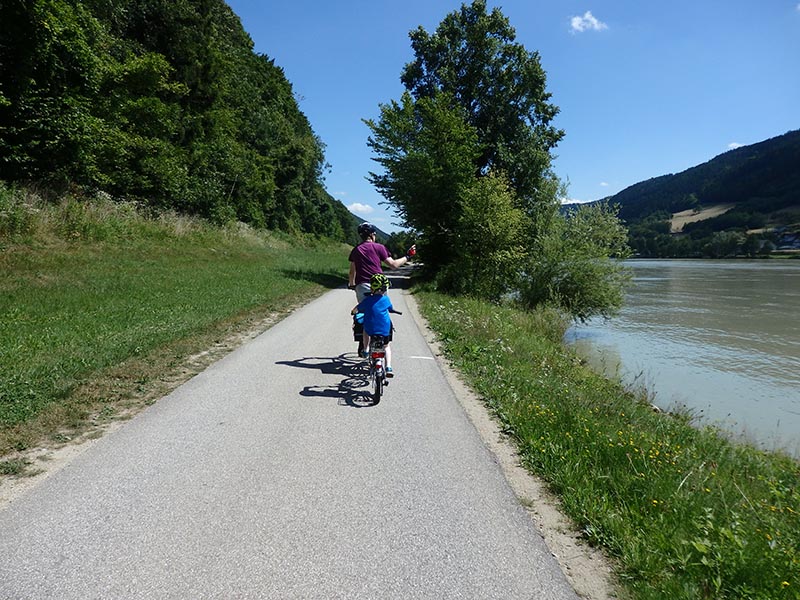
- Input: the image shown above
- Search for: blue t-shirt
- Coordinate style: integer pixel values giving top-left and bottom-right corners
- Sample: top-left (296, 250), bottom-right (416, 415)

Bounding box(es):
top-left (358, 293), bottom-right (393, 336)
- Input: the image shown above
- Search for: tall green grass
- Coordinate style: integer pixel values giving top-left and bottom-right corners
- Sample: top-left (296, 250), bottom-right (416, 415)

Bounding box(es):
top-left (1, 185), bottom-right (348, 449)
top-left (417, 291), bottom-right (799, 600)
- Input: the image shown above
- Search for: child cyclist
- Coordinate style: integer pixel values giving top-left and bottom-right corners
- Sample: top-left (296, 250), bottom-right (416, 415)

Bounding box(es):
top-left (355, 273), bottom-right (396, 376)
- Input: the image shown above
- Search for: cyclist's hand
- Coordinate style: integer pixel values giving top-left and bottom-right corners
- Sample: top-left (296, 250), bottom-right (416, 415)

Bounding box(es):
top-left (406, 245), bottom-right (417, 259)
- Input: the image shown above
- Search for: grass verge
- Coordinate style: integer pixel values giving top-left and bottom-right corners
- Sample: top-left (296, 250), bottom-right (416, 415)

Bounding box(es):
top-left (1, 186), bottom-right (348, 462)
top-left (415, 290), bottom-right (799, 600)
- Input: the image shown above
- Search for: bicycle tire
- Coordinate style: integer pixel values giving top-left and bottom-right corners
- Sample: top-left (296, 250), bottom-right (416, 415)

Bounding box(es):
top-left (373, 370), bottom-right (382, 404)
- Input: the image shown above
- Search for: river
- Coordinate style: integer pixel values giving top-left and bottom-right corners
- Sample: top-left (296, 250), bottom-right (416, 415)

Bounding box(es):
top-left (565, 259), bottom-right (800, 457)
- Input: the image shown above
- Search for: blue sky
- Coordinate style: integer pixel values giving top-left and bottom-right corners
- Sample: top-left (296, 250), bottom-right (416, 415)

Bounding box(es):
top-left (225, 1), bottom-right (799, 233)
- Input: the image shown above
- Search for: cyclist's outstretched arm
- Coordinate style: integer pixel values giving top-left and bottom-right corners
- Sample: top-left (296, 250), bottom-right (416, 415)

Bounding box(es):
top-left (383, 245), bottom-right (416, 269)
top-left (383, 256), bottom-right (408, 269)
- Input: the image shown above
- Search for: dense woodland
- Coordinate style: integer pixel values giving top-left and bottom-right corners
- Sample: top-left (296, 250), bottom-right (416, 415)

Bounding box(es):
top-left (596, 129), bottom-right (800, 258)
top-left (0, 0), bottom-right (359, 242)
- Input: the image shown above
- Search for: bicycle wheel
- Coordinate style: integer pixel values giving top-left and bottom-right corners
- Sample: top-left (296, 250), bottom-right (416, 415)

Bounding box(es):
top-left (373, 369), bottom-right (382, 404)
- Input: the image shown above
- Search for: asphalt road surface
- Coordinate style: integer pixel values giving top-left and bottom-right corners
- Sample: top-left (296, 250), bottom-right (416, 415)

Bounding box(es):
top-left (0, 271), bottom-right (578, 599)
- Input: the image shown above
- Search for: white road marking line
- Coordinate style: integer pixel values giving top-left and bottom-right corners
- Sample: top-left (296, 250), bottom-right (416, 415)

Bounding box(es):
top-left (409, 356), bottom-right (435, 360)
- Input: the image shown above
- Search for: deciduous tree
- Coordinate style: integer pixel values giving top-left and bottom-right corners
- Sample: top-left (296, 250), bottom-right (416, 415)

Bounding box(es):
top-left (400, 0), bottom-right (563, 208)
top-left (366, 1), bottom-right (630, 320)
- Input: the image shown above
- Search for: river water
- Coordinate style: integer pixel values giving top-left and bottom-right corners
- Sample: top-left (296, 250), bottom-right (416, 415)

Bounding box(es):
top-left (565, 259), bottom-right (800, 456)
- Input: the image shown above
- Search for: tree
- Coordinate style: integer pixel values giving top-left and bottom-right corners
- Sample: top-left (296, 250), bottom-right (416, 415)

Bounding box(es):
top-left (366, 91), bottom-right (480, 275)
top-left (703, 231), bottom-right (745, 258)
top-left (740, 234), bottom-right (760, 257)
top-left (519, 202), bottom-right (632, 321)
top-left (366, 0), bottom-right (563, 275)
top-left (366, 1), bottom-right (630, 319)
top-left (0, 0), bottom-right (356, 240)
top-left (400, 0), bottom-right (563, 208)
top-left (438, 171), bottom-right (527, 301)
top-left (0, 0), bottom-right (111, 186)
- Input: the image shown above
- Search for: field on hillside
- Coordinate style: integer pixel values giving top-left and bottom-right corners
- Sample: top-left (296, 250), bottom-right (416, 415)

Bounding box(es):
top-left (670, 204), bottom-right (735, 233)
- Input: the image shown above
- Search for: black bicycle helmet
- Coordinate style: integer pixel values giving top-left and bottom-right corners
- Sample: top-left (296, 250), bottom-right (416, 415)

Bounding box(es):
top-left (357, 222), bottom-right (376, 240)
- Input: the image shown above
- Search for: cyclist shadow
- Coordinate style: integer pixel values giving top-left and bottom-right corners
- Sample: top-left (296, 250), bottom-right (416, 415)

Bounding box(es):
top-left (275, 353), bottom-right (375, 407)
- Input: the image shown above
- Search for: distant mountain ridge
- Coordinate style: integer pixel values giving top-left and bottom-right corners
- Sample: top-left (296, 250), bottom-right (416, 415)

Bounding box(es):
top-left (569, 129), bottom-right (800, 257)
top-left (610, 129), bottom-right (800, 222)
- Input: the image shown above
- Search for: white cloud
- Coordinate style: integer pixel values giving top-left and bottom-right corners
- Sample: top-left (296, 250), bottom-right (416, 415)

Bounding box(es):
top-left (600, 181), bottom-right (610, 187)
top-left (347, 203), bottom-right (374, 215)
top-left (333, 191), bottom-right (347, 198)
top-left (728, 142), bottom-right (745, 150)
top-left (570, 11), bottom-right (608, 33)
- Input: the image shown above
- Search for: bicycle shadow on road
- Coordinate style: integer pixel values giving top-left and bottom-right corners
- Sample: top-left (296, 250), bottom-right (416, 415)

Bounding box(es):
top-left (275, 353), bottom-right (377, 408)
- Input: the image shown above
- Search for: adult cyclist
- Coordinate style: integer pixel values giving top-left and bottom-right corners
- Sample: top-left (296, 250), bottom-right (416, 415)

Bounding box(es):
top-left (348, 222), bottom-right (415, 302)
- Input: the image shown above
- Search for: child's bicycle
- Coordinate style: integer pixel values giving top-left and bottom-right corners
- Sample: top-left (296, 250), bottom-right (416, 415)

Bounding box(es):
top-left (367, 334), bottom-right (390, 404)
top-left (352, 308), bottom-right (402, 404)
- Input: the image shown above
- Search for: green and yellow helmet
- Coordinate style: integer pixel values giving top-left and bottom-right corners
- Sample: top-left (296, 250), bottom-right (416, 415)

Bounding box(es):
top-left (370, 273), bottom-right (390, 293)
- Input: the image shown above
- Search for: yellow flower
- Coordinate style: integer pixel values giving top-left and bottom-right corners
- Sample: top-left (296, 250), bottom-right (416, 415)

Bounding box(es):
top-left (782, 581), bottom-right (790, 588)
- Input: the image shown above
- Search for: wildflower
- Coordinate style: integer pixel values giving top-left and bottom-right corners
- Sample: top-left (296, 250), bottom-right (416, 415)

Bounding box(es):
top-left (782, 581), bottom-right (790, 588)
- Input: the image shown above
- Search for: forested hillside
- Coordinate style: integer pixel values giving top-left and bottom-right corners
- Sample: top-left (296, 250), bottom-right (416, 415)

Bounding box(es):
top-left (0, 0), bottom-right (358, 242)
top-left (596, 129), bottom-right (800, 258)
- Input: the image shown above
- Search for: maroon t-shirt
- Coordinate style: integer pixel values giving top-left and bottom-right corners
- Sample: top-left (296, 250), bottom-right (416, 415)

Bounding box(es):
top-left (349, 241), bottom-right (390, 285)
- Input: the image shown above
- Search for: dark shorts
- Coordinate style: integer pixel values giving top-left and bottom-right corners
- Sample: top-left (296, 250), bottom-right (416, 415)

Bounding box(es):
top-left (368, 329), bottom-right (393, 343)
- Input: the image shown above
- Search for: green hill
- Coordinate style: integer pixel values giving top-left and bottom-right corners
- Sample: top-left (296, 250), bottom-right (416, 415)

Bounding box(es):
top-left (0, 0), bottom-right (360, 244)
top-left (579, 129), bottom-right (800, 257)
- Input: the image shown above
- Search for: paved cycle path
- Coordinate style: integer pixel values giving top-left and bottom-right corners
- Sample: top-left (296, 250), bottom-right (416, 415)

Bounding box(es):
top-left (0, 273), bottom-right (578, 599)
